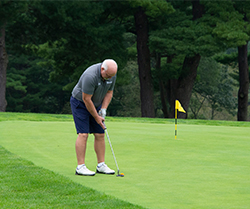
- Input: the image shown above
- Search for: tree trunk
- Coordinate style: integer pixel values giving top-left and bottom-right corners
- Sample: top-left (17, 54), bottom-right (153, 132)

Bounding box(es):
top-left (134, 7), bottom-right (155, 117)
top-left (167, 0), bottom-right (203, 118)
top-left (237, 43), bottom-right (249, 121)
top-left (169, 54), bottom-right (201, 118)
top-left (0, 25), bottom-right (8, 112)
top-left (192, 0), bottom-right (204, 20)
top-left (156, 53), bottom-right (169, 118)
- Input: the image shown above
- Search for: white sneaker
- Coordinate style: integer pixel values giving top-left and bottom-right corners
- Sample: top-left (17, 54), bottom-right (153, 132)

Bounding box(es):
top-left (75, 165), bottom-right (95, 176)
top-left (96, 163), bottom-right (115, 174)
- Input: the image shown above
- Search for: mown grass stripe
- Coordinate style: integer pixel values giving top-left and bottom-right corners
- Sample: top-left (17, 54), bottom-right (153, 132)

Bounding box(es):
top-left (0, 146), bottom-right (144, 209)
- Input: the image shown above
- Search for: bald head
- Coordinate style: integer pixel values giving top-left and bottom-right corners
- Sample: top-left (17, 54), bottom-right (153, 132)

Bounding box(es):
top-left (101, 59), bottom-right (118, 80)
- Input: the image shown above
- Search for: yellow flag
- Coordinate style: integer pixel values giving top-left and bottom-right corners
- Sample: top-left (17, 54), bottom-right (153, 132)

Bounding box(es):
top-left (175, 100), bottom-right (186, 113)
top-left (175, 100), bottom-right (186, 139)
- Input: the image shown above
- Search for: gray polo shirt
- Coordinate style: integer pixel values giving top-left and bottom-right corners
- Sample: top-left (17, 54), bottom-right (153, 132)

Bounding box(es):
top-left (72, 63), bottom-right (116, 107)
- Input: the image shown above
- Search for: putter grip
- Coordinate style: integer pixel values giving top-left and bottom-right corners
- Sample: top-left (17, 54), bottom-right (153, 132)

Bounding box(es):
top-left (103, 121), bottom-right (107, 130)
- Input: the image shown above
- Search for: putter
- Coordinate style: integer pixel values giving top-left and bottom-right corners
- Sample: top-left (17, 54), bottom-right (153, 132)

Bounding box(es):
top-left (104, 123), bottom-right (124, 177)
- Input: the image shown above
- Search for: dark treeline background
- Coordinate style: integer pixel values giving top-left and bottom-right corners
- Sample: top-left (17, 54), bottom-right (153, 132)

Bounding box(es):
top-left (0, 0), bottom-right (249, 121)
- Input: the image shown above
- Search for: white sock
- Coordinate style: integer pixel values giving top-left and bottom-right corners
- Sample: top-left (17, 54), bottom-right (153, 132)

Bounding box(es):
top-left (97, 162), bottom-right (105, 167)
top-left (77, 164), bottom-right (85, 170)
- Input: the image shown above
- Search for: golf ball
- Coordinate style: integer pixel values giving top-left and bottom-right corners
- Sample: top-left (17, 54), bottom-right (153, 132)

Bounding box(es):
top-left (120, 173), bottom-right (124, 176)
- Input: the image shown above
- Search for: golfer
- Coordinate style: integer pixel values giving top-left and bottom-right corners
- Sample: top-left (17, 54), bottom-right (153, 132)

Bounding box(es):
top-left (70, 59), bottom-right (117, 176)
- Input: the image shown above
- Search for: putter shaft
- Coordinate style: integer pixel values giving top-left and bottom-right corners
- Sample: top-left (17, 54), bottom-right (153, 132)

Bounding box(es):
top-left (104, 127), bottom-right (120, 174)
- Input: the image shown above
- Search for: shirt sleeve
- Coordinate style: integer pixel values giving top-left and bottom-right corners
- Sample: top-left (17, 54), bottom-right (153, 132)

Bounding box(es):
top-left (81, 74), bottom-right (96, 95)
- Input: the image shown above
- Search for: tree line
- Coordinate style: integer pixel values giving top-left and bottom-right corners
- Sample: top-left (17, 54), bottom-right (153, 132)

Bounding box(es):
top-left (0, 0), bottom-right (249, 121)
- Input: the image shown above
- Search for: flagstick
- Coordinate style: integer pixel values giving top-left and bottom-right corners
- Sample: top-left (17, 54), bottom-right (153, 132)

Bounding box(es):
top-left (175, 103), bottom-right (177, 139)
top-left (174, 100), bottom-right (186, 140)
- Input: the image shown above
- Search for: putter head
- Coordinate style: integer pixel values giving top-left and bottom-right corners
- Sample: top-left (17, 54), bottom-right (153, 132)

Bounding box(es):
top-left (116, 172), bottom-right (124, 177)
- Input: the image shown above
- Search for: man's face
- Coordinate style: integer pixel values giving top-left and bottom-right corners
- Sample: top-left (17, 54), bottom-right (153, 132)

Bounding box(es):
top-left (101, 68), bottom-right (116, 80)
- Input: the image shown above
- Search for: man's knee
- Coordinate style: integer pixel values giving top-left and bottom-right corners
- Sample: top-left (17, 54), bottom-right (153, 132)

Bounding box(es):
top-left (94, 133), bottom-right (105, 140)
top-left (78, 133), bottom-right (88, 141)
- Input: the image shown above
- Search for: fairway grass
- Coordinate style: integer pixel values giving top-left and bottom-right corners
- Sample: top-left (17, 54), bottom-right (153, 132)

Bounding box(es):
top-left (0, 145), bottom-right (143, 209)
top-left (0, 112), bottom-right (250, 208)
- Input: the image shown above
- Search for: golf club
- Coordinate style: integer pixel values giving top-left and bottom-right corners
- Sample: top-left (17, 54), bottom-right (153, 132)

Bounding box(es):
top-left (104, 123), bottom-right (124, 177)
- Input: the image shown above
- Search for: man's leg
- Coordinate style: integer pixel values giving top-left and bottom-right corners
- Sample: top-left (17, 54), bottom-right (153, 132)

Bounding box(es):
top-left (94, 133), bottom-right (105, 163)
top-left (94, 133), bottom-right (115, 174)
top-left (75, 133), bottom-right (95, 176)
top-left (75, 133), bottom-right (88, 165)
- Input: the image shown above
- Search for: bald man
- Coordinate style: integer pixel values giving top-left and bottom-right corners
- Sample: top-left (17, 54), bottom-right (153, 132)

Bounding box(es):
top-left (70, 59), bottom-right (118, 176)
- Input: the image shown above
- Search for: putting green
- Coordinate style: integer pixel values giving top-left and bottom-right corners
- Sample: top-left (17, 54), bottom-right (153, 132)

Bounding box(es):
top-left (0, 120), bottom-right (250, 209)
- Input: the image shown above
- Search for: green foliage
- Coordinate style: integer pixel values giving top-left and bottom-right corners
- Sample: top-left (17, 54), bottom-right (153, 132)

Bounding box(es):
top-left (110, 60), bottom-right (141, 117)
top-left (8, 1), bottom-right (128, 88)
top-left (205, 1), bottom-right (250, 47)
top-left (2, 0), bottom-right (248, 120)
top-left (150, 0), bottom-right (250, 58)
top-left (6, 53), bottom-right (70, 113)
top-left (124, 0), bottom-right (174, 18)
top-left (213, 20), bottom-right (249, 47)
top-left (0, 0), bottom-right (28, 25)
top-left (123, 32), bottom-right (137, 59)
top-left (6, 68), bottom-right (27, 93)
top-left (149, 1), bottom-right (229, 57)
top-left (149, 1), bottom-right (250, 120)
top-left (149, 9), bottom-right (194, 56)
top-left (31, 1), bottom-right (127, 83)
top-left (193, 57), bottom-right (237, 119)
top-left (213, 52), bottom-right (238, 65)
top-left (189, 92), bottom-right (206, 119)
top-left (213, 45), bottom-right (250, 84)
top-left (5, 1), bottom-right (132, 114)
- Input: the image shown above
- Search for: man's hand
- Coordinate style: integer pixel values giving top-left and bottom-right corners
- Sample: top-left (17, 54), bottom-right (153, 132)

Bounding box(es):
top-left (96, 115), bottom-right (105, 130)
top-left (98, 108), bottom-right (107, 119)
top-left (82, 93), bottom-right (106, 130)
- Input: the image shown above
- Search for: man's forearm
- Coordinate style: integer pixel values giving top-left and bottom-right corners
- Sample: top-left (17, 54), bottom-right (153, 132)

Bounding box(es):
top-left (84, 98), bottom-right (105, 129)
top-left (82, 93), bottom-right (99, 119)
top-left (101, 91), bottom-right (113, 109)
top-left (84, 99), bottom-right (99, 119)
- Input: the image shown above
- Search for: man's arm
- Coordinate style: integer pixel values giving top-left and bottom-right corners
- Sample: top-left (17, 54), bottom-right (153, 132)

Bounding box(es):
top-left (101, 90), bottom-right (113, 109)
top-left (82, 92), bottom-right (105, 130)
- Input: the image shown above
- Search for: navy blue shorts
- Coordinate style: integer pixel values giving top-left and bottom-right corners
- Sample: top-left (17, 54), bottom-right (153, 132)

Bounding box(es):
top-left (70, 96), bottom-right (104, 134)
